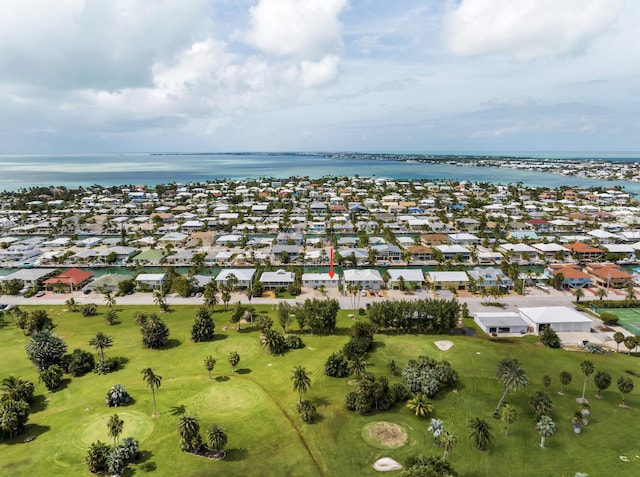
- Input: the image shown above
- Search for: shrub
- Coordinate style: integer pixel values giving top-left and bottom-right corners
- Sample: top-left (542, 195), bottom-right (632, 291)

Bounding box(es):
top-left (584, 343), bottom-right (606, 354)
top-left (86, 441), bottom-right (111, 474)
top-left (62, 349), bottom-right (95, 377)
top-left (390, 382), bottom-right (412, 402)
top-left (80, 303), bottom-right (98, 317)
top-left (342, 336), bottom-right (373, 361)
top-left (325, 352), bottom-right (349, 378)
top-left (285, 335), bottom-right (304, 350)
top-left (105, 384), bottom-right (131, 407)
top-left (255, 315), bottom-right (273, 332)
top-left (600, 312), bottom-right (619, 325)
top-left (539, 327), bottom-right (561, 349)
top-left (39, 364), bottom-right (64, 391)
top-left (297, 400), bottom-right (318, 422)
top-left (141, 315), bottom-right (170, 349)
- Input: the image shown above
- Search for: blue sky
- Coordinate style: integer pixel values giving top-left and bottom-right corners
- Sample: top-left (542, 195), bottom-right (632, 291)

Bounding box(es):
top-left (1, 0), bottom-right (638, 153)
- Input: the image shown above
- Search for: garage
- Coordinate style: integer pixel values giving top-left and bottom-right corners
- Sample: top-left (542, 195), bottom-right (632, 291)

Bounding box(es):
top-left (519, 306), bottom-right (593, 333)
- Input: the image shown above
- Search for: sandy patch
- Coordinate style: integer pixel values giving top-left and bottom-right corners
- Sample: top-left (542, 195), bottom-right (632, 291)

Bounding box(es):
top-left (362, 422), bottom-right (408, 449)
top-left (374, 457), bottom-right (403, 472)
top-left (434, 340), bottom-right (454, 351)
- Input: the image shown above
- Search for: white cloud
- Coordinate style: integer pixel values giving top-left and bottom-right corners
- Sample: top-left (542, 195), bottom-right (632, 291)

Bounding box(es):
top-left (443, 0), bottom-right (625, 60)
top-left (243, 0), bottom-right (347, 59)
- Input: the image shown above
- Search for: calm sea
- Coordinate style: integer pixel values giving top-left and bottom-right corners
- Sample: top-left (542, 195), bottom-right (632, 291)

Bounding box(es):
top-left (1, 152), bottom-right (640, 193)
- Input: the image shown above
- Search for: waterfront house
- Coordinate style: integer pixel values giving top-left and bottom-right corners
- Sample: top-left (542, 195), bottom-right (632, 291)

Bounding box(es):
top-left (260, 269), bottom-right (295, 289)
top-left (426, 271), bottom-right (469, 291)
top-left (565, 242), bottom-right (605, 261)
top-left (135, 273), bottom-right (167, 290)
top-left (343, 269), bottom-right (384, 290)
top-left (544, 264), bottom-right (592, 289)
top-left (387, 269), bottom-right (424, 290)
top-left (584, 263), bottom-right (633, 288)
top-left (44, 268), bottom-right (93, 293)
top-left (215, 268), bottom-right (256, 289)
top-left (468, 267), bottom-right (513, 289)
top-left (301, 272), bottom-right (340, 289)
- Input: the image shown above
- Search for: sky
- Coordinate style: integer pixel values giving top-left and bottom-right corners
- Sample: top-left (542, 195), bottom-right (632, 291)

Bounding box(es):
top-left (1, 0), bottom-right (639, 153)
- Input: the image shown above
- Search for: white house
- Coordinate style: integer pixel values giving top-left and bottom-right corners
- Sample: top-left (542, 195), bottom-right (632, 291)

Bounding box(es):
top-left (302, 272), bottom-right (340, 288)
top-left (343, 269), bottom-right (384, 290)
top-left (519, 306), bottom-right (593, 333)
top-left (215, 268), bottom-right (256, 289)
top-left (135, 273), bottom-right (167, 289)
top-left (260, 269), bottom-right (295, 289)
top-left (388, 269), bottom-right (424, 289)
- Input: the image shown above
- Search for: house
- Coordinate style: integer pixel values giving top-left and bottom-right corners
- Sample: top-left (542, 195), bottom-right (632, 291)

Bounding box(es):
top-left (388, 269), bottom-right (424, 290)
top-left (448, 233), bottom-right (481, 245)
top-left (585, 263), bottom-right (633, 288)
top-left (302, 272), bottom-right (340, 289)
top-left (135, 273), bottom-right (167, 289)
top-left (530, 243), bottom-right (569, 262)
top-left (426, 271), bottom-right (469, 291)
top-left (404, 245), bottom-right (432, 262)
top-left (131, 249), bottom-right (167, 265)
top-left (420, 233), bottom-right (450, 246)
top-left (519, 306), bottom-right (593, 333)
top-left (276, 232), bottom-right (303, 245)
top-left (372, 243), bottom-right (402, 262)
top-left (499, 243), bottom-right (538, 262)
top-left (343, 269), bottom-right (384, 290)
top-left (44, 268), bottom-right (93, 292)
top-left (467, 267), bottom-right (513, 289)
top-left (84, 273), bottom-right (134, 293)
top-left (544, 264), bottom-right (592, 289)
top-left (434, 244), bottom-right (471, 262)
top-left (0, 268), bottom-right (52, 288)
top-left (474, 312), bottom-right (529, 335)
top-left (215, 268), bottom-right (256, 289)
top-left (272, 244), bottom-right (302, 261)
top-left (565, 242), bottom-right (605, 261)
top-left (260, 269), bottom-right (295, 289)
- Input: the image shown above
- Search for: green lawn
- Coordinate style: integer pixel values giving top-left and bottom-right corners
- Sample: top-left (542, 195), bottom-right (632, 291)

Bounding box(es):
top-left (2, 305), bottom-right (640, 476)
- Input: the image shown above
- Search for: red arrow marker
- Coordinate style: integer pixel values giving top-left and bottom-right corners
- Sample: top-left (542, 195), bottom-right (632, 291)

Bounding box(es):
top-left (329, 248), bottom-right (335, 278)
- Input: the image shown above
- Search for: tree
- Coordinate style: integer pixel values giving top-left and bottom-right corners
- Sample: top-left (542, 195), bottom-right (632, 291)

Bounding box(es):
top-left (25, 329), bottom-right (67, 370)
top-left (325, 352), bottom-right (349, 378)
top-left (203, 281), bottom-right (218, 308)
top-left (227, 351), bottom-right (240, 373)
top-left (291, 366), bottom-right (311, 404)
top-left (1, 376), bottom-right (35, 404)
top-left (468, 417), bottom-right (492, 450)
top-left (428, 418), bottom-right (444, 445)
top-left (85, 441), bottom-right (111, 474)
top-left (39, 364), bottom-right (64, 391)
top-left (141, 368), bottom-right (162, 416)
top-left (177, 414), bottom-right (202, 453)
top-left (105, 383), bottom-right (131, 407)
top-left (141, 314), bottom-right (170, 349)
top-left (625, 283), bottom-right (637, 303)
top-left (191, 307), bottom-right (215, 342)
top-left (539, 327), bottom-right (561, 348)
top-left (107, 413), bottom-right (124, 447)
top-left (623, 336), bottom-right (636, 355)
top-left (559, 371), bottom-right (572, 395)
top-left (207, 423), bottom-right (228, 455)
top-left (348, 356), bottom-right (367, 381)
top-left (579, 360), bottom-right (594, 403)
top-left (103, 291), bottom-right (116, 308)
top-left (494, 358), bottom-right (529, 416)
top-left (529, 391), bottom-right (553, 420)
top-left (65, 297), bottom-right (78, 312)
top-left (613, 331), bottom-right (625, 353)
top-left (204, 356), bottom-right (216, 381)
top-left (441, 429), bottom-right (457, 460)
top-left (406, 393), bottom-right (433, 418)
top-left (153, 289), bottom-right (168, 312)
top-left (104, 309), bottom-right (118, 326)
top-left (277, 302), bottom-right (292, 332)
top-left (501, 404), bottom-right (517, 437)
top-left (596, 287), bottom-right (608, 301)
top-left (542, 375), bottom-right (551, 389)
top-left (594, 370), bottom-right (612, 398)
top-left (617, 376), bottom-right (634, 406)
top-left (574, 287), bottom-right (585, 303)
top-left (535, 415), bottom-right (556, 448)
top-left (89, 331), bottom-right (113, 364)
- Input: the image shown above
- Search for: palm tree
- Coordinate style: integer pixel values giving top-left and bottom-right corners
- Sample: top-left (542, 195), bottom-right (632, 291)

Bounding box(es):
top-left (494, 358), bottom-right (529, 416)
top-left (291, 366), bottom-right (311, 404)
top-left (207, 423), bottom-right (228, 455)
top-left (177, 414), bottom-right (202, 453)
top-left (141, 367), bottom-right (163, 416)
top-left (624, 336), bottom-right (637, 355)
top-left (501, 404), bottom-right (517, 437)
top-left (596, 287), bottom-right (608, 301)
top-left (406, 393), bottom-right (433, 418)
top-left (427, 418), bottom-right (444, 445)
top-left (468, 417), bottom-right (492, 450)
top-left (204, 356), bottom-right (216, 381)
top-left (348, 356), bottom-right (367, 381)
top-left (153, 289), bottom-right (168, 312)
top-left (65, 297), bottom-right (78, 312)
top-left (613, 331), bottom-right (625, 353)
top-left (441, 429), bottom-right (457, 460)
top-left (617, 376), bottom-right (634, 406)
top-left (594, 370), bottom-right (612, 399)
top-left (535, 415), bottom-right (556, 448)
top-left (625, 284), bottom-right (637, 303)
top-left (227, 351), bottom-right (240, 373)
top-left (1, 375), bottom-right (34, 403)
top-left (579, 360), bottom-right (594, 403)
top-left (574, 287), bottom-right (584, 303)
top-left (103, 291), bottom-right (116, 308)
top-left (107, 413), bottom-right (124, 447)
top-left (88, 331), bottom-right (113, 364)
top-left (559, 371), bottom-right (572, 395)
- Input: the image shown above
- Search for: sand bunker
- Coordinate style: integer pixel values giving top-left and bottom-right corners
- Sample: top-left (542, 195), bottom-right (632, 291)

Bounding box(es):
top-left (435, 340), bottom-right (454, 351)
top-left (374, 457), bottom-right (403, 472)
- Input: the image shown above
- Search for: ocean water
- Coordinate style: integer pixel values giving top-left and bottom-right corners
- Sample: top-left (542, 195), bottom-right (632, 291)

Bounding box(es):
top-left (1, 152), bottom-right (640, 194)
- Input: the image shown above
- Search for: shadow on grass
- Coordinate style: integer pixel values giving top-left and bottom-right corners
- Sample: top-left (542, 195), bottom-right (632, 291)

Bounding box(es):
top-left (160, 339), bottom-right (181, 350)
top-left (370, 341), bottom-right (386, 352)
top-left (31, 394), bottom-right (48, 413)
top-left (224, 447), bottom-right (248, 462)
top-left (212, 333), bottom-right (228, 341)
top-left (169, 405), bottom-right (186, 416)
top-left (215, 376), bottom-right (230, 382)
top-left (5, 424), bottom-right (51, 446)
top-left (311, 395), bottom-right (330, 407)
top-left (235, 368), bottom-right (252, 375)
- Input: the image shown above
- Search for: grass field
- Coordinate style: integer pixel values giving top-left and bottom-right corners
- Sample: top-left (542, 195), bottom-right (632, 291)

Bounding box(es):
top-left (2, 305), bottom-right (640, 476)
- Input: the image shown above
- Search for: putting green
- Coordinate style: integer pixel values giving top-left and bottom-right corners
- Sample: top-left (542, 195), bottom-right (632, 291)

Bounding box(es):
top-left (76, 410), bottom-right (156, 447)
top-left (188, 378), bottom-right (267, 421)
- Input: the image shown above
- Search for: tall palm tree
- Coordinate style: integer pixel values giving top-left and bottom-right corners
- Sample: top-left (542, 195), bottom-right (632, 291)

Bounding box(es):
top-left (501, 404), bottom-right (517, 437)
top-left (613, 331), bottom-right (625, 353)
top-left (141, 367), bottom-right (163, 416)
top-left (535, 415), bottom-right (556, 448)
top-left (468, 417), bottom-right (492, 450)
top-left (494, 358), bottom-right (529, 416)
top-left (579, 360), bottom-right (594, 403)
top-left (1, 376), bottom-right (34, 403)
top-left (406, 393), bottom-right (433, 418)
top-left (559, 371), bottom-right (572, 395)
top-left (441, 429), bottom-right (457, 460)
top-left (596, 287), bottom-right (608, 301)
top-left (107, 413), bottom-right (124, 447)
top-left (153, 289), bottom-right (168, 312)
top-left (103, 291), bottom-right (116, 308)
top-left (207, 423), bottom-right (228, 454)
top-left (88, 331), bottom-right (113, 364)
top-left (204, 356), bottom-right (216, 381)
top-left (625, 284), bottom-right (637, 303)
top-left (227, 351), bottom-right (240, 373)
top-left (291, 366), bottom-right (311, 404)
top-left (573, 287), bottom-right (585, 303)
top-left (177, 414), bottom-right (202, 453)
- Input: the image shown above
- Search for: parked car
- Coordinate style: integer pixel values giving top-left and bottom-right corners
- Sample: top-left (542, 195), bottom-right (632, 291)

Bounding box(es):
top-left (35, 290), bottom-right (45, 297)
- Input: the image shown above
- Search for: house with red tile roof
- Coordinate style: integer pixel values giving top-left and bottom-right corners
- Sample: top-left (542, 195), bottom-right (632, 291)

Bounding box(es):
top-left (544, 264), bottom-right (592, 289)
top-left (585, 263), bottom-right (633, 288)
top-left (44, 267), bottom-right (93, 292)
top-left (565, 242), bottom-right (605, 261)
